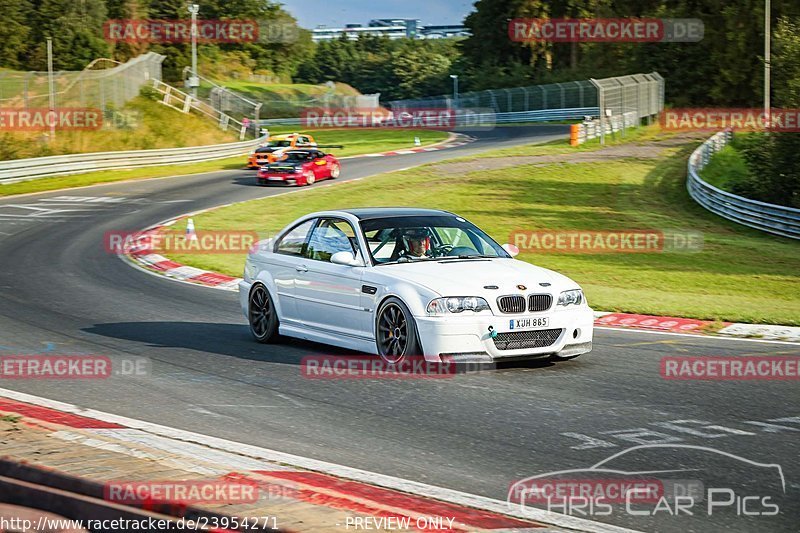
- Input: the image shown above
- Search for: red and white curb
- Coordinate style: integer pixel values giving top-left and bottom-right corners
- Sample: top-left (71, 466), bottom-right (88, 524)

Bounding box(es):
top-left (594, 312), bottom-right (800, 343)
top-left (122, 221), bottom-right (242, 290)
top-left (0, 388), bottom-right (637, 533)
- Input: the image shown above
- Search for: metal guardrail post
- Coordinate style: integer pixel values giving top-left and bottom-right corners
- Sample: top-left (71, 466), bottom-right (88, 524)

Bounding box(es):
top-left (589, 78), bottom-right (604, 145)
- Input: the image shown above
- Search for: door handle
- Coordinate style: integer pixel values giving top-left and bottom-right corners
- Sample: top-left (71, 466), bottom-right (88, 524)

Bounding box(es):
top-left (295, 265), bottom-right (308, 272)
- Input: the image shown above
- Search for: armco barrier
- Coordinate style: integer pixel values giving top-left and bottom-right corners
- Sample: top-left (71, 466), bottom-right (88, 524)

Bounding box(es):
top-left (687, 131), bottom-right (800, 239)
top-left (258, 107), bottom-right (601, 127)
top-left (572, 111), bottom-right (638, 144)
top-left (0, 136), bottom-right (266, 184)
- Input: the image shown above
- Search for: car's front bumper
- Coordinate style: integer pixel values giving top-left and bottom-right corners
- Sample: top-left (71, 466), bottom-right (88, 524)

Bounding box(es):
top-left (257, 174), bottom-right (298, 185)
top-left (414, 306), bottom-right (594, 363)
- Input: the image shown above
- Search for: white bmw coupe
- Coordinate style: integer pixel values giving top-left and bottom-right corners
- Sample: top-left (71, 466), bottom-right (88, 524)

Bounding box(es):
top-left (240, 208), bottom-right (593, 363)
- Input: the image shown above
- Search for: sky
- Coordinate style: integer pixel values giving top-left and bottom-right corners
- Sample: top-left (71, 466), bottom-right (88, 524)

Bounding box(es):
top-left (278, 0), bottom-right (474, 29)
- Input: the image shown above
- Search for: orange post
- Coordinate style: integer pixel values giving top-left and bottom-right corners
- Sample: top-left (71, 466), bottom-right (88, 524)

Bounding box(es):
top-left (569, 124), bottom-right (581, 146)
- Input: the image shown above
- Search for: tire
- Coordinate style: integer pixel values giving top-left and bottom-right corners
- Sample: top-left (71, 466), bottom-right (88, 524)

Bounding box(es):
top-left (330, 164), bottom-right (340, 178)
top-left (304, 171), bottom-right (315, 185)
top-left (248, 284), bottom-right (279, 343)
top-left (375, 297), bottom-right (421, 364)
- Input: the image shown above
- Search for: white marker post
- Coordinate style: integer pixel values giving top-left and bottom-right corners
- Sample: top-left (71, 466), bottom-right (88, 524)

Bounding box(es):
top-left (185, 218), bottom-right (197, 241)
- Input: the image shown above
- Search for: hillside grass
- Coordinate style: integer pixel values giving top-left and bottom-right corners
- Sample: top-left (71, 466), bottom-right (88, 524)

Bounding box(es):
top-left (165, 130), bottom-right (800, 325)
top-left (0, 96), bottom-right (237, 161)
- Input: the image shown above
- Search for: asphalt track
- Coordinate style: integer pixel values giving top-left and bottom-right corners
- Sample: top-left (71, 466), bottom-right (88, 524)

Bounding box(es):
top-left (0, 125), bottom-right (797, 532)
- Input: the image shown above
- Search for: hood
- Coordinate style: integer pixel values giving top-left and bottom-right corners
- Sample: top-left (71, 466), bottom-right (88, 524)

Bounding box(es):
top-left (262, 161), bottom-right (302, 172)
top-left (371, 258), bottom-right (578, 298)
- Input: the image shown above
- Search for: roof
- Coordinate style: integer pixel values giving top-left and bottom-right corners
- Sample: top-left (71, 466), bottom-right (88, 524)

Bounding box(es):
top-left (334, 207), bottom-right (455, 220)
top-left (270, 133), bottom-right (314, 140)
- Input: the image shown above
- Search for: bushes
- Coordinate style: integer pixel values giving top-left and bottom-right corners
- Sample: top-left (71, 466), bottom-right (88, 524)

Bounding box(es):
top-left (707, 133), bottom-right (800, 208)
top-left (734, 133), bottom-right (800, 208)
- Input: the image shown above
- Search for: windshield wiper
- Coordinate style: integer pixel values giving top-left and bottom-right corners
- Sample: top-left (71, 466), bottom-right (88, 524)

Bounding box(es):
top-left (377, 256), bottom-right (426, 266)
top-left (436, 254), bottom-right (497, 261)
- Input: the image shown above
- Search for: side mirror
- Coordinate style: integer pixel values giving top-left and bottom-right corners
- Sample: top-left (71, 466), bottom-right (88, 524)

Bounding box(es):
top-left (502, 243), bottom-right (520, 257)
top-left (331, 251), bottom-right (364, 267)
top-left (315, 159), bottom-right (327, 166)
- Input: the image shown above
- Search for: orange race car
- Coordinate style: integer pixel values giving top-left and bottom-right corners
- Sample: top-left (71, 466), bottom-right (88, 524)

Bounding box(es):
top-left (246, 133), bottom-right (317, 168)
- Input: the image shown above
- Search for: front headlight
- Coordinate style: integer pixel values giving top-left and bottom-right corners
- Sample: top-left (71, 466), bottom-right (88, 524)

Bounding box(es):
top-left (427, 297), bottom-right (490, 315)
top-left (557, 289), bottom-right (584, 306)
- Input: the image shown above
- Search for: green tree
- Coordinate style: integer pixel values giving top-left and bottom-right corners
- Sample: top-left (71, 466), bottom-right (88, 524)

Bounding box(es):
top-left (0, 0), bottom-right (32, 69)
top-left (773, 17), bottom-right (800, 108)
top-left (25, 0), bottom-right (111, 70)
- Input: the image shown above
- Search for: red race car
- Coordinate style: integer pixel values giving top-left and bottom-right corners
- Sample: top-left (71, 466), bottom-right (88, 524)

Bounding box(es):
top-left (256, 149), bottom-right (341, 186)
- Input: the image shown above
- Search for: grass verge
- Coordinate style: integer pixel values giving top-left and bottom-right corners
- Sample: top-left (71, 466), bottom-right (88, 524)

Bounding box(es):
top-left (165, 129), bottom-right (800, 325)
top-left (0, 129), bottom-right (448, 197)
top-left (261, 128), bottom-right (448, 158)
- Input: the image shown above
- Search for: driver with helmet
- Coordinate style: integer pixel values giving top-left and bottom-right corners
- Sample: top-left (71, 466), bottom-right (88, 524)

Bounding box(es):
top-left (399, 228), bottom-right (432, 259)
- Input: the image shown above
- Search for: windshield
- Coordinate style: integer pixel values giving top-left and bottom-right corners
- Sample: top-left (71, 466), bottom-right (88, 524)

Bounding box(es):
top-left (360, 215), bottom-right (509, 265)
top-left (282, 151), bottom-right (315, 162)
top-left (266, 140), bottom-right (292, 147)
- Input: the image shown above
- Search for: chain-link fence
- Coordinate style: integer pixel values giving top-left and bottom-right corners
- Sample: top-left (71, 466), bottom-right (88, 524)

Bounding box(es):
top-left (389, 80), bottom-right (597, 113)
top-left (248, 85), bottom-right (380, 119)
top-left (0, 53), bottom-right (164, 117)
top-left (389, 73), bottom-right (664, 137)
top-left (186, 72), bottom-right (381, 121)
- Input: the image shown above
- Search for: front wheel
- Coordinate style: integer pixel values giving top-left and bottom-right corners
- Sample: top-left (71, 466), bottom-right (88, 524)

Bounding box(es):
top-left (249, 284), bottom-right (279, 343)
top-left (304, 171), bottom-right (316, 185)
top-left (375, 297), bottom-right (421, 364)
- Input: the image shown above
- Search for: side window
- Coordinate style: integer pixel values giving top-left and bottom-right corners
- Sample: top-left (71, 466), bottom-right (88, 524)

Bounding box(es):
top-left (275, 219), bottom-right (316, 256)
top-left (305, 218), bottom-right (358, 262)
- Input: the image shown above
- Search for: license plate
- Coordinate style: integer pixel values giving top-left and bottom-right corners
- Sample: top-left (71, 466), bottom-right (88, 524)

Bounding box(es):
top-left (267, 176), bottom-right (284, 181)
top-left (509, 317), bottom-right (549, 330)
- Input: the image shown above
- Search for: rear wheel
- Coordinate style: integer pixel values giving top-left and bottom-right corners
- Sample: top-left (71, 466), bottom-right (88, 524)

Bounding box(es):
top-left (249, 284), bottom-right (279, 343)
top-left (376, 297), bottom-right (420, 364)
top-left (330, 164), bottom-right (340, 178)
